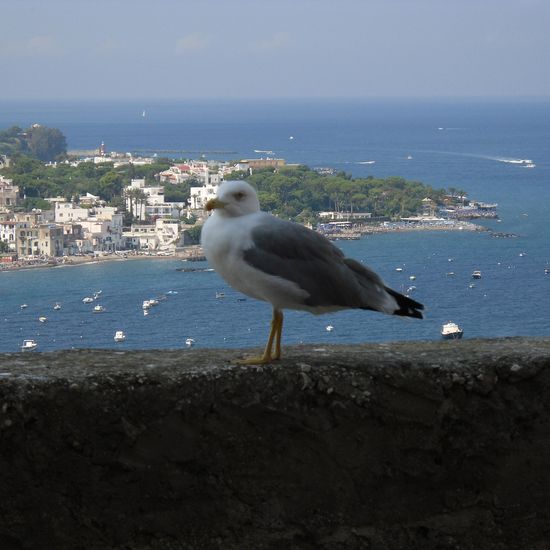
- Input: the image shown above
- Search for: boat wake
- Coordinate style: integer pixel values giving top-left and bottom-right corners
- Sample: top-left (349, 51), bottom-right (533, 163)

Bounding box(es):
top-left (356, 160), bottom-right (376, 165)
top-left (418, 149), bottom-right (535, 166)
top-left (494, 157), bottom-right (534, 165)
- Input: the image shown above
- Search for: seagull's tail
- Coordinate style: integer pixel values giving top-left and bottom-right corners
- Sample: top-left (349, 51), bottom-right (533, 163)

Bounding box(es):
top-left (386, 288), bottom-right (424, 319)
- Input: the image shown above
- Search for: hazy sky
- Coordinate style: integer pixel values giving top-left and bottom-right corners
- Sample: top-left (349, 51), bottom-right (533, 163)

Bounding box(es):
top-left (1, 0), bottom-right (549, 100)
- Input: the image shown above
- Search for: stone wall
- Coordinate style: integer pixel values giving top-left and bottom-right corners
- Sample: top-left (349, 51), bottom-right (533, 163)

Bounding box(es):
top-left (1, 338), bottom-right (550, 549)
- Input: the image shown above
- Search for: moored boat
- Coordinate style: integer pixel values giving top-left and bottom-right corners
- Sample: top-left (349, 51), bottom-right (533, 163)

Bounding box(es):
top-left (441, 321), bottom-right (464, 340)
top-left (114, 330), bottom-right (126, 342)
top-left (472, 270), bottom-right (482, 279)
top-left (21, 339), bottom-right (38, 351)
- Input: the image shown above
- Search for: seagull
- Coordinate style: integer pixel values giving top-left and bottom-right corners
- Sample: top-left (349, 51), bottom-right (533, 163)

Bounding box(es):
top-left (201, 180), bottom-right (424, 364)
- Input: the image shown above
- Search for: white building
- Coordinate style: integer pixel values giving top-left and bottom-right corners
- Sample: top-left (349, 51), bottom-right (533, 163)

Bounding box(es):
top-left (125, 179), bottom-right (185, 221)
top-left (122, 218), bottom-right (181, 252)
top-left (78, 213), bottom-right (124, 252)
top-left (0, 176), bottom-right (18, 210)
top-left (189, 184), bottom-right (219, 210)
top-left (0, 220), bottom-right (17, 251)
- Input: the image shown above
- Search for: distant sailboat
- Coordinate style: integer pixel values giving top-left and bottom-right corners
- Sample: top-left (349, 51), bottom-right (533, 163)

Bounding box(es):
top-left (142, 110), bottom-right (146, 118)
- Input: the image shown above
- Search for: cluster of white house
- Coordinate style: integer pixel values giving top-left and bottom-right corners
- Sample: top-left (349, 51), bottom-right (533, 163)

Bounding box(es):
top-left (0, 156), bottom-right (286, 258)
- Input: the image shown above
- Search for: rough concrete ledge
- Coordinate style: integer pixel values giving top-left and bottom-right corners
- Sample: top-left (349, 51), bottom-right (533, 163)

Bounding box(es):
top-left (1, 337), bottom-right (550, 550)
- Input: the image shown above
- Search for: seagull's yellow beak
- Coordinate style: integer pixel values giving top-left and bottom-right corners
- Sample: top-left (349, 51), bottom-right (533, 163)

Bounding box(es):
top-left (205, 198), bottom-right (227, 211)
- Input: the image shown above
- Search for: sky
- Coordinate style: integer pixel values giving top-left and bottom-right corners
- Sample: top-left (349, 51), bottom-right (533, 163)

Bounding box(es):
top-left (1, 0), bottom-right (549, 100)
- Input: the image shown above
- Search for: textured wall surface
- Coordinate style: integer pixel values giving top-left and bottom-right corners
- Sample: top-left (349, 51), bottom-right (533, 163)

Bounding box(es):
top-left (1, 338), bottom-right (550, 549)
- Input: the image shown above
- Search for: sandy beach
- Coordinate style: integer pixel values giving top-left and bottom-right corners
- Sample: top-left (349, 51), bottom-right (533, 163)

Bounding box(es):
top-left (0, 247), bottom-right (204, 273)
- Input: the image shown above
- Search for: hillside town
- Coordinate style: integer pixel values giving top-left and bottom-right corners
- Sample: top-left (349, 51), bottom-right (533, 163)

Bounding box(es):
top-left (0, 147), bottom-right (287, 268)
top-left (0, 142), bottom-right (498, 270)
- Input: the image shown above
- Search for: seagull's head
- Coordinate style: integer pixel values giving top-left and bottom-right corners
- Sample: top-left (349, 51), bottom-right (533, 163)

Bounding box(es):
top-left (205, 180), bottom-right (260, 217)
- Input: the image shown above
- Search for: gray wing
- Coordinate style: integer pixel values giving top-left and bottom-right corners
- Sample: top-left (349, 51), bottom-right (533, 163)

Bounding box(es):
top-left (242, 216), bottom-right (392, 311)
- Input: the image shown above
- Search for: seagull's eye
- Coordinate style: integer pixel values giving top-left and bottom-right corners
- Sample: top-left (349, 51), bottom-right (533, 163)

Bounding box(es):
top-left (234, 192), bottom-right (246, 201)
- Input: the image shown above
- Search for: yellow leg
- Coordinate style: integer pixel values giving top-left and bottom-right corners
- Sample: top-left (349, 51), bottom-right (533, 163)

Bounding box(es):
top-left (236, 308), bottom-right (284, 365)
top-left (273, 310), bottom-right (283, 360)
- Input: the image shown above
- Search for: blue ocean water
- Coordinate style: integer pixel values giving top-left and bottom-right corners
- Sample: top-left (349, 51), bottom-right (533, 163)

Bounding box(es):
top-left (1, 99), bottom-right (549, 352)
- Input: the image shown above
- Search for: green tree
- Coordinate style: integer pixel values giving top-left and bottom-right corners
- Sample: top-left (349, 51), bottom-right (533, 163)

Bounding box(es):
top-left (26, 126), bottom-right (67, 161)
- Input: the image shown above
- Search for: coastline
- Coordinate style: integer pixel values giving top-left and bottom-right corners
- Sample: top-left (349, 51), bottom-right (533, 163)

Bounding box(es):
top-left (0, 249), bottom-right (198, 274)
top-left (1, 221), bottom-right (486, 274)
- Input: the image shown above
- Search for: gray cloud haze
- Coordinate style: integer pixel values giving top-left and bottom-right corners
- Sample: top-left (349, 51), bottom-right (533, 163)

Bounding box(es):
top-left (1, 0), bottom-right (549, 99)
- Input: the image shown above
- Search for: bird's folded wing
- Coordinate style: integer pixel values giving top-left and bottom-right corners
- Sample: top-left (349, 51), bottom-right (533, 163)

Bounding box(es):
top-left (243, 218), bottom-right (389, 309)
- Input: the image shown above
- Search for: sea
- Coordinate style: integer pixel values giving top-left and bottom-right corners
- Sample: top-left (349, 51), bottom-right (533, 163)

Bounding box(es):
top-left (1, 98), bottom-right (549, 353)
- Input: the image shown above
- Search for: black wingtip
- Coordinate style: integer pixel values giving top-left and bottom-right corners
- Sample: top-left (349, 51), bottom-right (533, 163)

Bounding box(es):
top-left (387, 288), bottom-right (424, 319)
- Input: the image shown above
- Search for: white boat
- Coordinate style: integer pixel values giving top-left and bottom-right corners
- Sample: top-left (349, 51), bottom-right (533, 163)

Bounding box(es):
top-left (20, 304), bottom-right (28, 309)
top-left (114, 330), bottom-right (126, 342)
top-left (21, 339), bottom-right (38, 351)
top-left (406, 155), bottom-right (413, 160)
top-left (395, 267), bottom-right (403, 272)
top-left (326, 325), bottom-right (334, 332)
top-left (409, 275), bottom-right (416, 280)
top-left (523, 163), bottom-right (536, 168)
top-left (441, 321), bottom-right (463, 340)
top-left (148, 298), bottom-right (159, 307)
top-left (545, 267), bottom-right (550, 275)
top-left (185, 337), bottom-right (195, 347)
top-left (142, 300), bottom-right (152, 309)
top-left (472, 270), bottom-right (482, 279)
top-left (93, 305), bottom-right (105, 313)
top-left (53, 303), bottom-right (62, 310)
top-left (38, 316), bottom-right (47, 323)
top-left (82, 296), bottom-right (94, 303)
top-left (215, 291), bottom-right (225, 299)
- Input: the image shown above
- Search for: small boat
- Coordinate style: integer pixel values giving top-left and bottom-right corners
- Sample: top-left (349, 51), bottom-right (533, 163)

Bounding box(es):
top-left (545, 267), bottom-right (550, 275)
top-left (406, 155), bottom-right (413, 160)
top-left (446, 272), bottom-right (455, 276)
top-left (326, 325), bottom-right (334, 332)
top-left (185, 337), bottom-right (195, 347)
top-left (38, 316), bottom-right (48, 323)
top-left (143, 309), bottom-right (149, 316)
top-left (395, 267), bottom-right (403, 272)
top-left (21, 339), bottom-right (38, 351)
top-left (93, 305), bottom-right (105, 313)
top-left (472, 270), bottom-right (482, 279)
top-left (20, 304), bottom-right (28, 309)
top-left (215, 291), bottom-right (225, 299)
top-left (441, 321), bottom-right (464, 340)
top-left (82, 296), bottom-right (94, 303)
top-left (114, 330), bottom-right (126, 342)
top-left (469, 283), bottom-right (476, 288)
top-left (53, 303), bottom-right (62, 310)
top-left (409, 275), bottom-right (416, 281)
top-left (142, 300), bottom-right (152, 310)
top-left (148, 298), bottom-right (159, 307)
